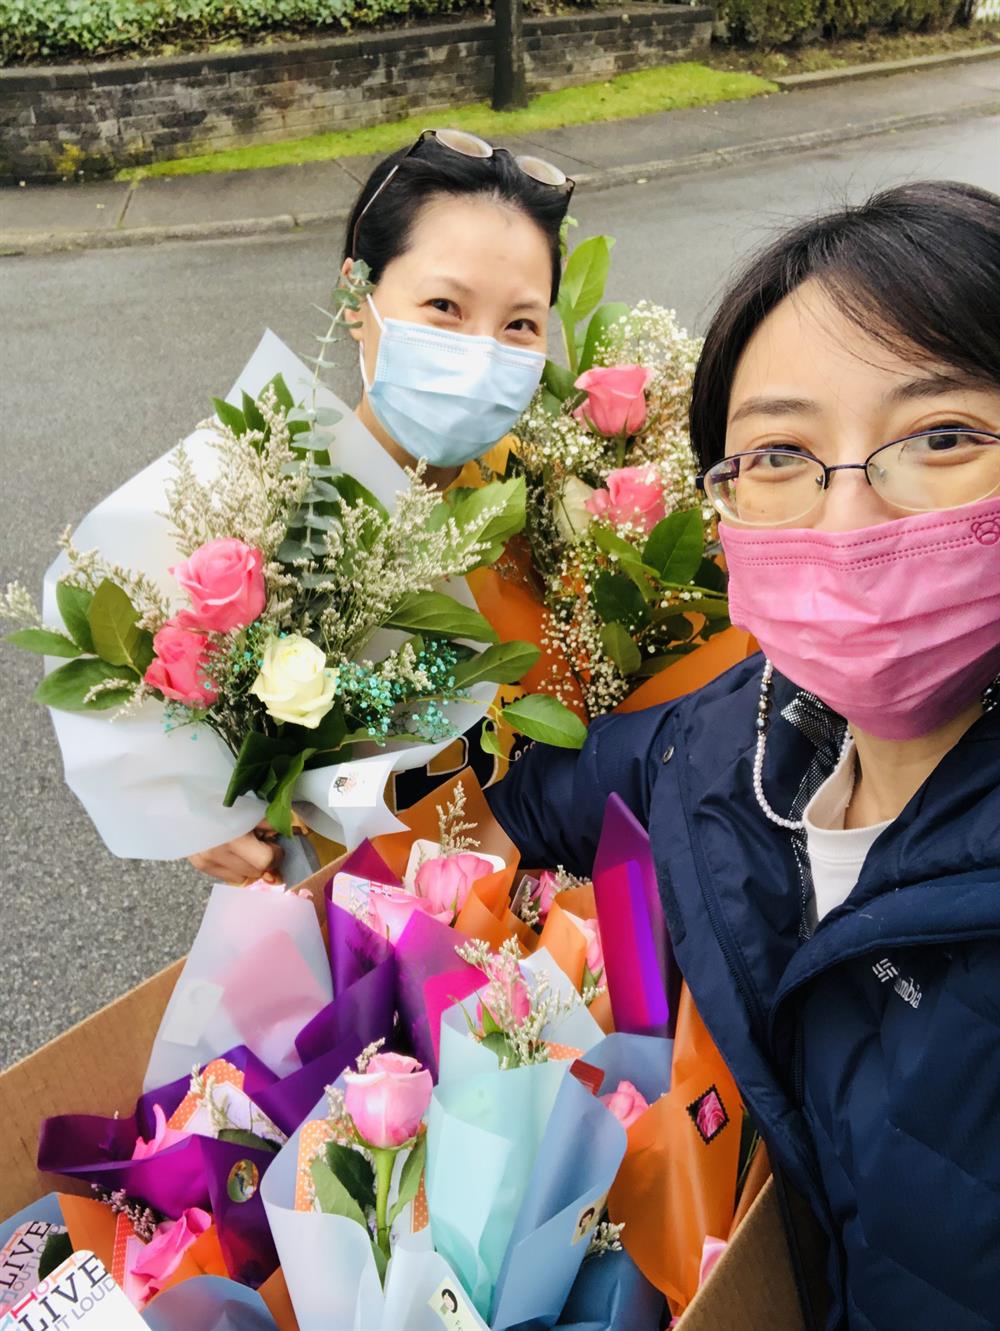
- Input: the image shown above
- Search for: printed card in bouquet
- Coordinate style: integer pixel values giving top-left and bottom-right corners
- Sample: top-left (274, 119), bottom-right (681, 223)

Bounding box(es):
top-left (0, 1223), bottom-right (67, 1317)
top-left (0, 1251), bottom-right (146, 1330)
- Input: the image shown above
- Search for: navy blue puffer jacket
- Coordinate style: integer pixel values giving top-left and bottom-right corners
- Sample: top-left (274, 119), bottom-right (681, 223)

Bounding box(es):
top-left (487, 656), bottom-right (1000, 1331)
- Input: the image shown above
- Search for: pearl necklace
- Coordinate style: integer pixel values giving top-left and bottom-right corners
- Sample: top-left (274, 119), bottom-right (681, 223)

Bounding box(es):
top-left (752, 661), bottom-right (851, 833)
top-left (752, 661), bottom-right (1000, 834)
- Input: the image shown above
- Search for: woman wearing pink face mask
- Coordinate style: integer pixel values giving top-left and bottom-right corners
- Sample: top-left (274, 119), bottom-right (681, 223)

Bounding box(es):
top-left (489, 181), bottom-right (1000, 1330)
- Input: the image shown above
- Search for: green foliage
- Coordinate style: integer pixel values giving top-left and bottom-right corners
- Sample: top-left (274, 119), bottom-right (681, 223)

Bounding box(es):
top-left (0, 0), bottom-right (470, 65)
top-left (719, 0), bottom-right (961, 48)
top-left (499, 693), bottom-right (588, 749)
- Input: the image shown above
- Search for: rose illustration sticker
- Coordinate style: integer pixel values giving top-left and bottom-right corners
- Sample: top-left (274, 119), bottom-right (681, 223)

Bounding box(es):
top-left (687, 1085), bottom-right (730, 1145)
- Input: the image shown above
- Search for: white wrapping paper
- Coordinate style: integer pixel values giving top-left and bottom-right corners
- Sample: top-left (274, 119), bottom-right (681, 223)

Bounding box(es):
top-left (41, 331), bottom-right (492, 858)
top-left (143, 882), bottom-right (332, 1090)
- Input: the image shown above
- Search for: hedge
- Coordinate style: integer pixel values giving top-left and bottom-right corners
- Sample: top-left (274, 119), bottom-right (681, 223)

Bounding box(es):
top-left (0, 0), bottom-right (969, 65)
top-left (0, 0), bottom-right (474, 65)
top-left (720, 0), bottom-right (964, 46)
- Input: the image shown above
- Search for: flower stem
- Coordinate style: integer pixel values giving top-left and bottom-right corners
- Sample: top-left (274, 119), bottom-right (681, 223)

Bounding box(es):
top-left (372, 1147), bottom-right (395, 1259)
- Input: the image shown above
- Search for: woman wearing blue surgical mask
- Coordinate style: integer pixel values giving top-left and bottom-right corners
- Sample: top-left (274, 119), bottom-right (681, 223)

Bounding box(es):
top-left (344, 128), bottom-right (573, 486)
top-left (189, 130), bottom-right (573, 883)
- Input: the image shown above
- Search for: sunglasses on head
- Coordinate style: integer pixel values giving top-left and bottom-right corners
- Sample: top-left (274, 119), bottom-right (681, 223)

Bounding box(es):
top-left (351, 127), bottom-right (575, 258)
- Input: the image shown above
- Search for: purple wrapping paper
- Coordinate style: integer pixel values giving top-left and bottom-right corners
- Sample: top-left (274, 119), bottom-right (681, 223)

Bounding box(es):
top-left (393, 910), bottom-right (480, 1077)
top-left (37, 1045), bottom-right (280, 1286)
top-left (592, 794), bottom-right (676, 1039)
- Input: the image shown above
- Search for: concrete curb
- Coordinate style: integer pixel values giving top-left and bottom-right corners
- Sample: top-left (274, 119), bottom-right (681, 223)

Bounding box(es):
top-left (773, 43), bottom-right (1000, 90)
top-left (2, 73), bottom-right (999, 257)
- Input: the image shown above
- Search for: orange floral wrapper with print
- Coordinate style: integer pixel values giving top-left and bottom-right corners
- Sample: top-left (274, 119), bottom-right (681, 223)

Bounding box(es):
top-left (607, 986), bottom-right (741, 1315)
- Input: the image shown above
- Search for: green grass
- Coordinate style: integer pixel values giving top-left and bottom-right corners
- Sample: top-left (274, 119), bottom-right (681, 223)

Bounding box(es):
top-left (118, 62), bottom-right (776, 179)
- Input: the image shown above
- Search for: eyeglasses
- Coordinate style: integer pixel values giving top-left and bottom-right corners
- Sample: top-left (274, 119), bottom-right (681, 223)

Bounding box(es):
top-left (350, 127), bottom-right (574, 258)
top-left (697, 430), bottom-right (1000, 527)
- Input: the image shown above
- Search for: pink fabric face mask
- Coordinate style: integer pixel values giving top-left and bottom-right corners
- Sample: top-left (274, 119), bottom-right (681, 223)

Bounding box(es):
top-left (719, 495), bottom-right (1000, 740)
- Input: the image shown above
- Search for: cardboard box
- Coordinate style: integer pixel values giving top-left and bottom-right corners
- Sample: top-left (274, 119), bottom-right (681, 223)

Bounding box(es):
top-left (0, 863), bottom-right (827, 1330)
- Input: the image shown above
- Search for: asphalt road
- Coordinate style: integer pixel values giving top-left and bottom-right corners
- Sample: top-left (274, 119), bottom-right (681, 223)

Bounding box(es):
top-left (2, 113), bottom-right (998, 1069)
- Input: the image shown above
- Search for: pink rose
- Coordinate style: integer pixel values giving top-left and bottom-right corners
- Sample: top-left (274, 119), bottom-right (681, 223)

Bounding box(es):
top-left (368, 884), bottom-right (446, 944)
top-left (600, 1079), bottom-right (650, 1130)
top-left (699, 1235), bottom-right (727, 1287)
top-left (126, 1206), bottom-right (211, 1306)
top-left (343, 1052), bottom-right (433, 1148)
top-left (532, 870), bottom-right (560, 922)
top-left (574, 365), bottom-right (653, 437)
top-left (480, 954), bottom-right (531, 1027)
top-left (131, 1103), bottom-right (189, 1161)
top-left (415, 852), bottom-right (493, 919)
top-left (564, 911), bottom-right (604, 979)
top-left (144, 621), bottom-right (218, 706)
top-left (170, 537), bottom-right (266, 634)
top-left (585, 466), bottom-right (666, 535)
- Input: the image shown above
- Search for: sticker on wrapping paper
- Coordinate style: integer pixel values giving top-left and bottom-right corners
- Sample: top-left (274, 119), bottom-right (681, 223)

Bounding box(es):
top-left (0, 1224), bottom-right (67, 1314)
top-left (330, 872), bottom-right (379, 915)
top-left (226, 1160), bottom-right (260, 1203)
top-left (572, 1192), bottom-right (608, 1245)
top-left (2, 1250), bottom-right (146, 1328)
top-left (428, 1278), bottom-right (480, 1330)
top-left (158, 979), bottom-right (223, 1049)
top-left (327, 757), bottom-right (395, 809)
top-left (687, 1085), bottom-right (730, 1145)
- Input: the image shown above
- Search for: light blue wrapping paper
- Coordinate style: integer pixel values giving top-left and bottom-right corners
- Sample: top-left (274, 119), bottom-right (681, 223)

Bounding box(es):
top-left (489, 1071), bottom-right (627, 1330)
top-left (554, 1248), bottom-right (666, 1331)
top-left (426, 1059), bottom-right (569, 1320)
top-left (143, 1276), bottom-right (278, 1331)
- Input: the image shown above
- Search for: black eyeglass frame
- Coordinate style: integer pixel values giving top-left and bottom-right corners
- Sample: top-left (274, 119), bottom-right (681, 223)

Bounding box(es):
top-left (350, 127), bottom-right (575, 260)
top-left (695, 429), bottom-right (1000, 522)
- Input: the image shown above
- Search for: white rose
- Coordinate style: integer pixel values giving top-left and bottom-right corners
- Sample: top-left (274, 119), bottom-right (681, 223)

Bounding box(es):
top-left (555, 475), bottom-right (596, 543)
top-left (250, 634), bottom-right (337, 728)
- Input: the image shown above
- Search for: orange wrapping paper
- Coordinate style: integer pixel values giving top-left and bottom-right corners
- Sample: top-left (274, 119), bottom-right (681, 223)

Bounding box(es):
top-left (607, 986), bottom-right (742, 1315)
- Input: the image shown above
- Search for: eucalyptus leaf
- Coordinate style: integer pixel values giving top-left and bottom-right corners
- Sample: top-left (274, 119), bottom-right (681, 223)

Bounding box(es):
top-left (387, 1135), bottom-right (426, 1227)
top-left (88, 579), bottom-right (143, 669)
top-left (310, 1158), bottom-right (369, 1228)
top-left (6, 627), bottom-right (81, 658)
top-left (34, 658), bottom-right (134, 713)
top-left (643, 510), bottom-right (705, 585)
top-left (453, 640), bottom-right (540, 688)
top-left (500, 693), bottom-right (588, 749)
top-left (600, 622), bottom-right (642, 676)
top-left (56, 582), bottom-right (94, 652)
top-left (592, 572), bottom-right (650, 630)
top-left (386, 592), bottom-right (498, 644)
top-left (326, 1141), bottom-right (377, 1216)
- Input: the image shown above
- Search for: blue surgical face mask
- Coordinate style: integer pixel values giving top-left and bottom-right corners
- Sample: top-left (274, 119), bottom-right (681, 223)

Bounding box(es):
top-left (360, 296), bottom-right (545, 467)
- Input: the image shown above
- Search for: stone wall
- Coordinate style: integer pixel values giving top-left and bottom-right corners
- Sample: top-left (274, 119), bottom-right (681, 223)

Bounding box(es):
top-left (0, 5), bottom-right (713, 182)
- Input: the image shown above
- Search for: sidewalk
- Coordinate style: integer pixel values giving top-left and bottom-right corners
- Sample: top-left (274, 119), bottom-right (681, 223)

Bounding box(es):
top-left (2, 51), bottom-right (999, 254)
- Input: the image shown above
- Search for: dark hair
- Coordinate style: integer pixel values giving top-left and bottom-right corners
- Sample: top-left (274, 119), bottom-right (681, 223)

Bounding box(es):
top-left (343, 137), bottom-right (570, 304)
top-left (689, 181), bottom-right (1000, 470)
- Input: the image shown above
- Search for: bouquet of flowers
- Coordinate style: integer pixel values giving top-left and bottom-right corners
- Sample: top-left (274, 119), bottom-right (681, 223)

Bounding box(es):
top-left (11, 779), bottom-right (753, 1331)
top-left (487, 232), bottom-right (734, 722)
top-left (2, 298), bottom-right (580, 856)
